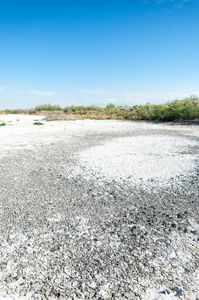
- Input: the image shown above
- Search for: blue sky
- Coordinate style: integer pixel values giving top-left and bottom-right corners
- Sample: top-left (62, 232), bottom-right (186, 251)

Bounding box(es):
top-left (0, 0), bottom-right (199, 109)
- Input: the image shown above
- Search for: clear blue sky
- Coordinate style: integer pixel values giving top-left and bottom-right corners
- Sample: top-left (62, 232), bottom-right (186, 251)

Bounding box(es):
top-left (0, 0), bottom-right (199, 109)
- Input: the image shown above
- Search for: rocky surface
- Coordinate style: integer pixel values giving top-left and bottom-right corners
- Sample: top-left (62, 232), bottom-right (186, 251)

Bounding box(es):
top-left (0, 117), bottom-right (198, 299)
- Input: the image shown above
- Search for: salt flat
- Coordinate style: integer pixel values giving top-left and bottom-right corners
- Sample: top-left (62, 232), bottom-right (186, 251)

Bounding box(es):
top-left (0, 115), bottom-right (198, 299)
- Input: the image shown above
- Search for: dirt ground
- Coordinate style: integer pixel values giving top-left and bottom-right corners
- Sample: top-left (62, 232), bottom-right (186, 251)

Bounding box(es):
top-left (0, 116), bottom-right (198, 299)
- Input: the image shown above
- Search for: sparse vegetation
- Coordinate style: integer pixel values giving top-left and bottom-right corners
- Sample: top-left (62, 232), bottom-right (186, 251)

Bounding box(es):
top-left (35, 104), bottom-right (62, 112)
top-left (33, 122), bottom-right (44, 125)
top-left (1, 96), bottom-right (199, 122)
top-left (4, 109), bottom-right (24, 114)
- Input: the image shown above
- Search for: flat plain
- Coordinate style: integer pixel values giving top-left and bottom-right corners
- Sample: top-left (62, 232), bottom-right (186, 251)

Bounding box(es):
top-left (0, 115), bottom-right (198, 299)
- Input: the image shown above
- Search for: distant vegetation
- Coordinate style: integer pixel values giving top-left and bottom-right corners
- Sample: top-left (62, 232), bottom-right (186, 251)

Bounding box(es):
top-left (35, 104), bottom-right (62, 112)
top-left (0, 96), bottom-right (199, 122)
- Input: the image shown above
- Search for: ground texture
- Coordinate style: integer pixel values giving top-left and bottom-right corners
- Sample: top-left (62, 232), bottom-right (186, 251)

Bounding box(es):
top-left (0, 116), bottom-right (198, 299)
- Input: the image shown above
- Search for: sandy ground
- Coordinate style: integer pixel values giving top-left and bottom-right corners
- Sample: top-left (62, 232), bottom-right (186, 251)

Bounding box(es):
top-left (0, 115), bottom-right (199, 299)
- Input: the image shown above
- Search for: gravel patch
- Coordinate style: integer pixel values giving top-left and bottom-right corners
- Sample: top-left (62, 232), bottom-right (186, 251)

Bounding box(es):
top-left (0, 116), bottom-right (198, 299)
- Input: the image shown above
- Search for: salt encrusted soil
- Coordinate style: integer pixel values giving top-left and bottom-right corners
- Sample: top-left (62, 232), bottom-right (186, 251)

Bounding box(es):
top-left (0, 115), bottom-right (198, 300)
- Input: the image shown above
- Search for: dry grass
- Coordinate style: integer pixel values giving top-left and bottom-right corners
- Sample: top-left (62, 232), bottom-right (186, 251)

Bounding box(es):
top-left (44, 112), bottom-right (124, 121)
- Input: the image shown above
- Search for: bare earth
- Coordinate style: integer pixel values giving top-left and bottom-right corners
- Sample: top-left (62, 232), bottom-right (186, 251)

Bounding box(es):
top-left (0, 115), bottom-right (198, 300)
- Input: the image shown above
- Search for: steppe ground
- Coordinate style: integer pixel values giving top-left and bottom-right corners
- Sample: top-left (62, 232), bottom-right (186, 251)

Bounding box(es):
top-left (0, 115), bottom-right (198, 300)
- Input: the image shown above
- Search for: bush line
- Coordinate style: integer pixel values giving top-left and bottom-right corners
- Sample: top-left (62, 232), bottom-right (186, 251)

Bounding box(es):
top-left (0, 96), bottom-right (199, 121)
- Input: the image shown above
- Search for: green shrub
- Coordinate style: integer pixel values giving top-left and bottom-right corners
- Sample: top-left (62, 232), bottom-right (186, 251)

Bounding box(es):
top-left (0, 123), bottom-right (6, 126)
top-left (151, 105), bottom-right (166, 120)
top-left (35, 104), bottom-right (62, 111)
top-left (106, 103), bottom-right (115, 110)
top-left (136, 105), bottom-right (151, 120)
top-left (124, 114), bottom-right (131, 120)
top-left (33, 122), bottom-right (44, 125)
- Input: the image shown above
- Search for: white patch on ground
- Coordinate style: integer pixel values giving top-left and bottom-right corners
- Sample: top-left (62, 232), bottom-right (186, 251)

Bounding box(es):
top-left (142, 289), bottom-right (176, 300)
top-left (0, 293), bottom-right (30, 300)
top-left (73, 135), bottom-right (198, 187)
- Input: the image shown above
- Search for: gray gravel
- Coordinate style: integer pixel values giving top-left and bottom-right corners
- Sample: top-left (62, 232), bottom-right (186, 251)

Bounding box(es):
top-left (0, 117), bottom-right (199, 299)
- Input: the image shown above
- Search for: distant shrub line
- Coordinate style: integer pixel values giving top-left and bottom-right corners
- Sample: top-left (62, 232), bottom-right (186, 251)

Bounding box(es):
top-left (1, 96), bottom-right (199, 121)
